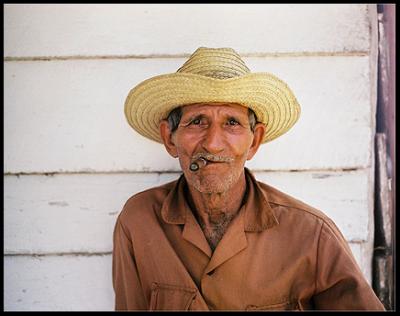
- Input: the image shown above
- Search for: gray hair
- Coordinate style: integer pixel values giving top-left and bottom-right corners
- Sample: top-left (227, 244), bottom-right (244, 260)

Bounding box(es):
top-left (167, 106), bottom-right (258, 133)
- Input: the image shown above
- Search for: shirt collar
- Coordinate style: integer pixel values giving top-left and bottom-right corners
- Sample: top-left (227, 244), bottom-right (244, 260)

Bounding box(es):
top-left (242, 168), bottom-right (279, 232)
top-left (160, 168), bottom-right (279, 231)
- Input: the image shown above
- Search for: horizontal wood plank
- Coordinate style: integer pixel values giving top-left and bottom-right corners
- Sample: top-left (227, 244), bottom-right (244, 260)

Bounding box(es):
top-left (4, 56), bottom-right (373, 173)
top-left (5, 4), bottom-right (372, 57)
top-left (4, 254), bottom-right (114, 311)
top-left (4, 169), bottom-right (372, 254)
top-left (4, 242), bottom-right (370, 311)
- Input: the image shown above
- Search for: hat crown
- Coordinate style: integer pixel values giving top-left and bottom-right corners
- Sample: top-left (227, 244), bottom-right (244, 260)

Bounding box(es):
top-left (177, 47), bottom-right (250, 79)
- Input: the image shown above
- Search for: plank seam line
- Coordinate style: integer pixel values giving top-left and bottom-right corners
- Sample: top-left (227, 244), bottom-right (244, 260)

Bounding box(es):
top-left (4, 252), bottom-right (112, 257)
top-left (3, 168), bottom-right (365, 176)
top-left (4, 51), bottom-right (369, 62)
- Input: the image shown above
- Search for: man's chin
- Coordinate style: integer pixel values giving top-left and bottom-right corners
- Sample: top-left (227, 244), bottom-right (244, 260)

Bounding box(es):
top-left (190, 174), bottom-right (236, 194)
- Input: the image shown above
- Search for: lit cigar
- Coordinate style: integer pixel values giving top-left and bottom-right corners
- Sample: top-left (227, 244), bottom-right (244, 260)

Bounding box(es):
top-left (189, 157), bottom-right (207, 172)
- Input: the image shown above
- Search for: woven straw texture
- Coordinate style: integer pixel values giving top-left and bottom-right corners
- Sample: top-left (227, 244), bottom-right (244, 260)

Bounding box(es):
top-left (124, 47), bottom-right (301, 144)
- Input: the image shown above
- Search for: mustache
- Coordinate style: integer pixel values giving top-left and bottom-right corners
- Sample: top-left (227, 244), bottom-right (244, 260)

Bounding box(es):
top-left (191, 152), bottom-right (234, 163)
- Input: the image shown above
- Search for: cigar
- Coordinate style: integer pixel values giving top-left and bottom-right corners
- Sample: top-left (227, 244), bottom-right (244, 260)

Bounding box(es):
top-left (189, 157), bottom-right (207, 172)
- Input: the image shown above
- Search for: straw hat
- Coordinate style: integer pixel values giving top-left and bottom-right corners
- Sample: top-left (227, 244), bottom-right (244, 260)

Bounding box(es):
top-left (124, 47), bottom-right (301, 144)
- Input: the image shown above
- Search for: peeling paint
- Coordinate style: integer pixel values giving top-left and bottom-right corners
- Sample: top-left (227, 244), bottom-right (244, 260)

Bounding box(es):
top-left (48, 201), bottom-right (69, 207)
top-left (312, 174), bottom-right (331, 179)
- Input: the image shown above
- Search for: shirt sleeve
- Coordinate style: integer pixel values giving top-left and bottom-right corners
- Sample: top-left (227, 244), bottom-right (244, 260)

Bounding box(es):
top-left (312, 219), bottom-right (385, 310)
top-left (112, 214), bottom-right (147, 310)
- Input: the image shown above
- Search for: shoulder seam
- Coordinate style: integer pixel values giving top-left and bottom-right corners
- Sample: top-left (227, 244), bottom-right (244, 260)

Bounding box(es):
top-left (269, 200), bottom-right (329, 223)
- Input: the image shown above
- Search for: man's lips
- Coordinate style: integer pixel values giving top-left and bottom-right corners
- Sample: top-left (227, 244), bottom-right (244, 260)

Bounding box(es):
top-left (191, 153), bottom-right (234, 163)
top-left (189, 153), bottom-right (234, 172)
top-left (204, 159), bottom-right (224, 164)
top-left (189, 155), bottom-right (232, 172)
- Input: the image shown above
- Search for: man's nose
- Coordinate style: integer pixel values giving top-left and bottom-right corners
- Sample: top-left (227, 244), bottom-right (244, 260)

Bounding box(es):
top-left (201, 124), bottom-right (225, 154)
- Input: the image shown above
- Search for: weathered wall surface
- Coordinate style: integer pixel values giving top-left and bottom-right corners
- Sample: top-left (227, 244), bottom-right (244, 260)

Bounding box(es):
top-left (4, 4), bottom-right (378, 311)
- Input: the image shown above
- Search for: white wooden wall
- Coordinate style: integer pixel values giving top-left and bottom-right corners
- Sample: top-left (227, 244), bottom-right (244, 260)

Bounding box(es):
top-left (4, 4), bottom-right (378, 311)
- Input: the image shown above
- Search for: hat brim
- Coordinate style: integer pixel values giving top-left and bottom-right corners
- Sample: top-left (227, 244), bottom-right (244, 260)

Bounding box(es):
top-left (124, 72), bottom-right (300, 143)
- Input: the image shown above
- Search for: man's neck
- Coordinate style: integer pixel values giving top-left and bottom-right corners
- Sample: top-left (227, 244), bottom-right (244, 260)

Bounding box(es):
top-left (185, 172), bottom-right (247, 250)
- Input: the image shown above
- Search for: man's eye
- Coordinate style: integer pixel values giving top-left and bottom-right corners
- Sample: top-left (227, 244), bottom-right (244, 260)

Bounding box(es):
top-left (228, 119), bottom-right (239, 125)
top-left (192, 118), bottom-right (201, 125)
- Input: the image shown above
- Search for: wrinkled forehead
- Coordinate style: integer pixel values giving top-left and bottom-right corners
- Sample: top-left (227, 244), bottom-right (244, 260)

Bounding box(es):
top-left (181, 102), bottom-right (249, 116)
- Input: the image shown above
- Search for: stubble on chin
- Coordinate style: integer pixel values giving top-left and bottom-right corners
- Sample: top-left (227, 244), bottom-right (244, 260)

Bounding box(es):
top-left (188, 170), bottom-right (240, 194)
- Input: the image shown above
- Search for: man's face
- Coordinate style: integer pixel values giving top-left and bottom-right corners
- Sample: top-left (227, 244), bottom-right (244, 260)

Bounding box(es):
top-left (160, 102), bottom-right (265, 194)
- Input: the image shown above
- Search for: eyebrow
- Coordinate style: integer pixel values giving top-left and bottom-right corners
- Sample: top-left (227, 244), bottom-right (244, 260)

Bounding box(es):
top-left (185, 114), bottom-right (204, 121)
top-left (183, 112), bottom-right (248, 122)
top-left (179, 114), bottom-right (205, 126)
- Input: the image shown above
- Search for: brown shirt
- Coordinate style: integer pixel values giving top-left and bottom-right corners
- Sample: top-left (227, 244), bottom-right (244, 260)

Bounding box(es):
top-left (112, 169), bottom-right (384, 311)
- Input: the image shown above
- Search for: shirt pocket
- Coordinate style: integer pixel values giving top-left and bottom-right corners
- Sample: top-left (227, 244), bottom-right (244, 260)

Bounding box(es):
top-left (246, 300), bottom-right (300, 311)
top-left (149, 282), bottom-right (197, 311)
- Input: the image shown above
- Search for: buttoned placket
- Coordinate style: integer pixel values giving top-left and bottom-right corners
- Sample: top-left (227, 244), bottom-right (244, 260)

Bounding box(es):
top-left (159, 169), bottom-right (279, 308)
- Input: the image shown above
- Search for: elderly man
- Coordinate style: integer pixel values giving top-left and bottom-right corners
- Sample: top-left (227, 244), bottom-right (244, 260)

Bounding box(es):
top-left (112, 47), bottom-right (384, 311)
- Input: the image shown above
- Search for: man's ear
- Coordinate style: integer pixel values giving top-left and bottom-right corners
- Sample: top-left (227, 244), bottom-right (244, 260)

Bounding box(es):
top-left (159, 120), bottom-right (178, 158)
top-left (247, 123), bottom-right (266, 160)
